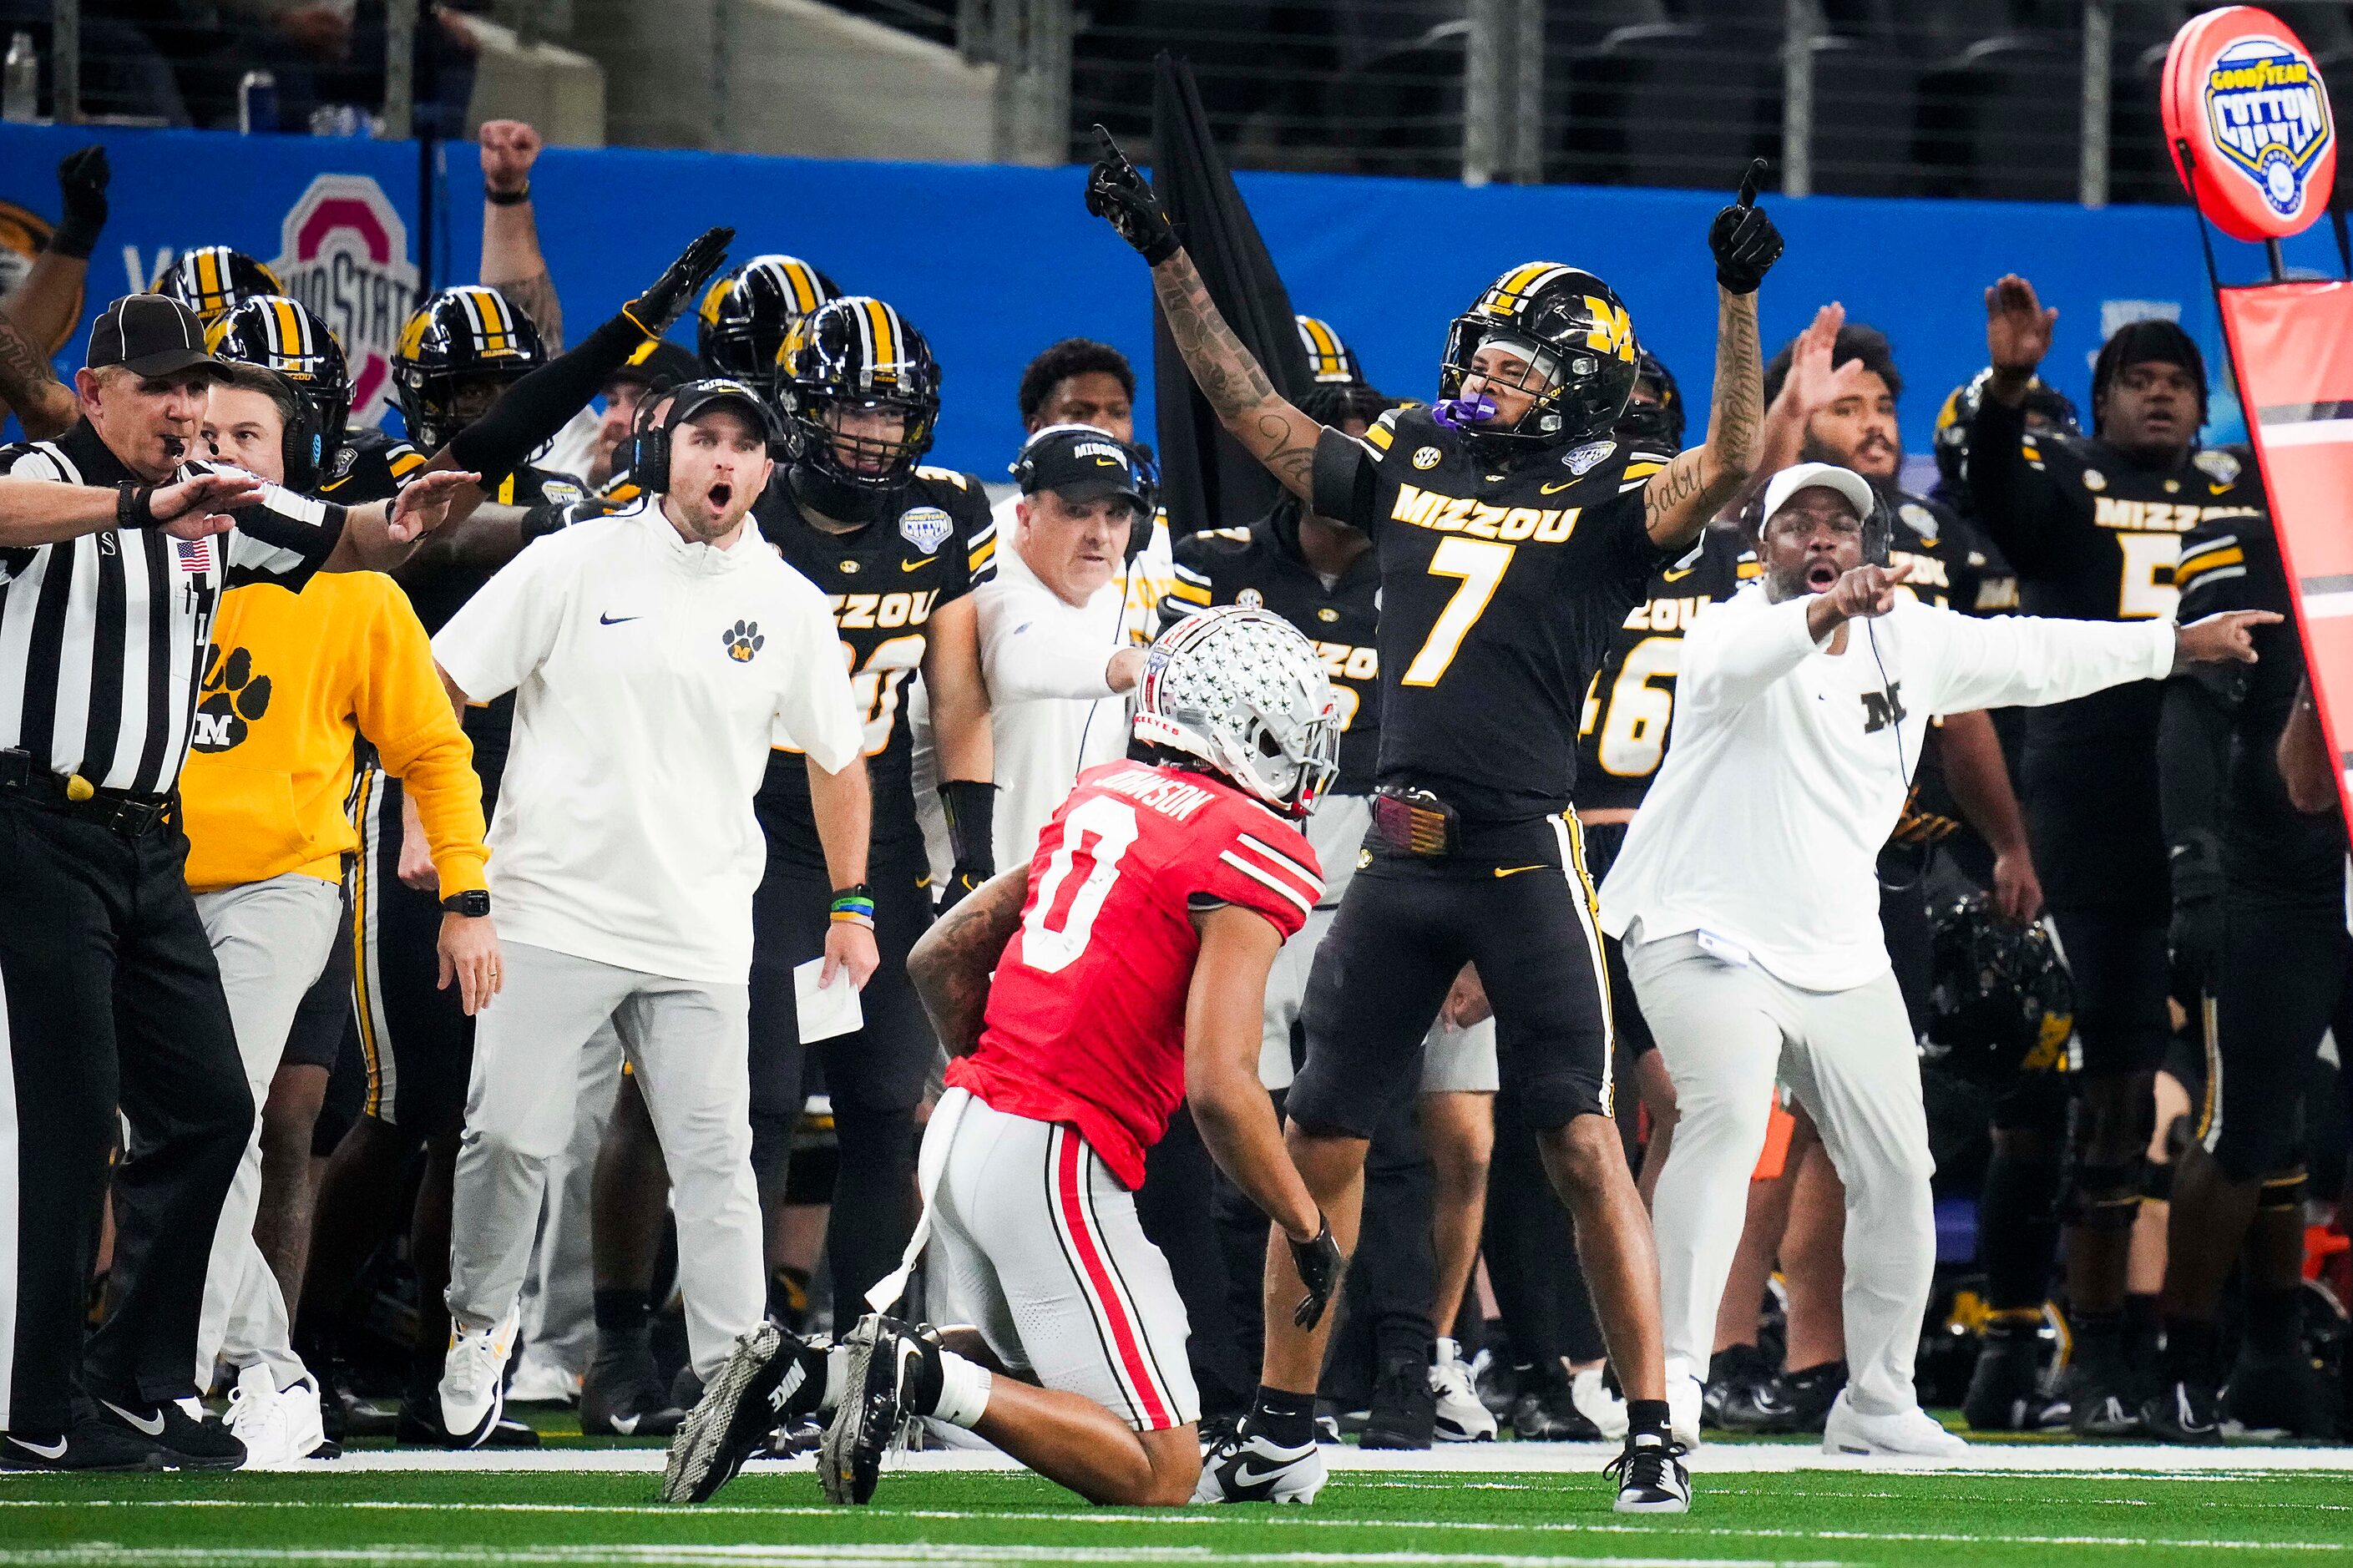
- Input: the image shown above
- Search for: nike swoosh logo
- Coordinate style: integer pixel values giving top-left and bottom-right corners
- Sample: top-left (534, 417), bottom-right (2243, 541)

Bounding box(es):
top-left (599, 612), bottom-right (640, 625)
top-left (1662, 567), bottom-right (1695, 582)
top-left (1541, 481), bottom-right (1576, 495)
top-left (899, 557), bottom-right (931, 572)
top-left (2210, 483), bottom-right (2231, 495)
top-left (608, 1414), bottom-right (640, 1435)
top-left (1095, 457), bottom-right (1122, 468)
top-left (1494, 864), bottom-right (1546, 878)
top-left (103, 1400), bottom-right (165, 1437)
top-left (1232, 1458), bottom-right (1300, 1489)
top-left (8, 1435), bottom-right (68, 1459)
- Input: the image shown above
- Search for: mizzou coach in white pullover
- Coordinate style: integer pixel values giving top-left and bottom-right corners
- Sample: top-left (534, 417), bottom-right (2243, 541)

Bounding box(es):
top-left (429, 378), bottom-right (872, 1447)
top-left (1598, 463), bottom-right (2275, 1460)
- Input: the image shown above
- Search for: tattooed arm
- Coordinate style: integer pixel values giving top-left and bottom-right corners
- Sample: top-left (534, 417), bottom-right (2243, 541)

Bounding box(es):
top-left (0, 301), bottom-right (78, 439)
top-left (1151, 250), bottom-right (1327, 503)
top-left (1643, 285), bottom-right (1763, 549)
top-left (478, 120), bottom-right (564, 352)
top-left (908, 865), bottom-right (1030, 1056)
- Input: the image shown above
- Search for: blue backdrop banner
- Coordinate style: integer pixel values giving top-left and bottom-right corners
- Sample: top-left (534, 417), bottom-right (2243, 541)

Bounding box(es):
top-left (5, 124), bottom-right (2341, 484)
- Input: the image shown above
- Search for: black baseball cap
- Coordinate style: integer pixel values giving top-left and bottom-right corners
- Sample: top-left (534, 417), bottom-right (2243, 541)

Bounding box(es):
top-left (1015, 422), bottom-right (1145, 510)
top-left (609, 337), bottom-right (702, 393)
top-left (87, 293), bottom-right (224, 378)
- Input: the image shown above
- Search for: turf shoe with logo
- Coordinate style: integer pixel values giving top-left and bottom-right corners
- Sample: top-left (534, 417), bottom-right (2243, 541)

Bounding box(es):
top-left (1964, 1319), bottom-right (2068, 1431)
top-left (1771, 1360), bottom-right (1848, 1435)
top-left (1820, 1390), bottom-right (1968, 1458)
top-left (2142, 1378), bottom-right (2224, 1444)
top-left (1702, 1342), bottom-right (1773, 1430)
top-left (1607, 1431), bottom-right (1690, 1513)
top-left (0, 1419), bottom-right (167, 1472)
top-left (2064, 1347), bottom-right (2145, 1439)
top-left (1428, 1338), bottom-right (1496, 1442)
top-left (95, 1396), bottom-right (245, 1469)
top-left (1510, 1383), bottom-right (1602, 1441)
top-left (582, 1332), bottom-right (685, 1439)
top-left (224, 1366), bottom-right (335, 1467)
top-left (820, 1315), bottom-right (926, 1505)
top-left (1192, 1419), bottom-right (1325, 1503)
top-left (1361, 1355), bottom-right (1435, 1449)
top-left (664, 1322), bottom-right (832, 1504)
top-left (438, 1302), bottom-right (522, 1449)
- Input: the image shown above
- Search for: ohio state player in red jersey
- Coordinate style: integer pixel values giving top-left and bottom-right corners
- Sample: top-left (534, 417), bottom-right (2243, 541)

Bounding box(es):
top-left (663, 607), bottom-right (1346, 1508)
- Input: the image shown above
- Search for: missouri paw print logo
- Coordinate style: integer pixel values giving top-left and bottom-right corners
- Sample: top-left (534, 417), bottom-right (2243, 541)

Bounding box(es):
top-left (193, 645), bottom-right (271, 751)
top-left (722, 620), bottom-right (765, 663)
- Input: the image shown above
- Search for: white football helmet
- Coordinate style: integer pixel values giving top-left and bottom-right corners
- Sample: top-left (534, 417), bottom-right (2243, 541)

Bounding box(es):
top-left (1133, 606), bottom-right (1341, 820)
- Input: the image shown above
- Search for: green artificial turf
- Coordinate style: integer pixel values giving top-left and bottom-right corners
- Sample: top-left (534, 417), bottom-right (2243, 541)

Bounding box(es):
top-left (3, 1464), bottom-right (2352, 1568)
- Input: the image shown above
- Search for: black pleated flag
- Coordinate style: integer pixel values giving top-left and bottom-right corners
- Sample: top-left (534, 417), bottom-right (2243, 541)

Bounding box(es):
top-left (1150, 52), bottom-right (1313, 539)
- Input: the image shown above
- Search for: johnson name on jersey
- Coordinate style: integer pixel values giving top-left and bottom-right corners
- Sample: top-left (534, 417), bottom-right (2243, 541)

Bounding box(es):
top-left (1576, 525), bottom-right (1753, 814)
top-left (1161, 507), bottom-right (1382, 795)
top-left (1311, 402), bottom-right (1672, 823)
top-left (754, 464), bottom-right (996, 868)
top-left (946, 759), bottom-right (1319, 1190)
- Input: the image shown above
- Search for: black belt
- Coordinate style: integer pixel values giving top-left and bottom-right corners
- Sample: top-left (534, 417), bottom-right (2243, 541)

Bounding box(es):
top-left (0, 749), bottom-right (175, 837)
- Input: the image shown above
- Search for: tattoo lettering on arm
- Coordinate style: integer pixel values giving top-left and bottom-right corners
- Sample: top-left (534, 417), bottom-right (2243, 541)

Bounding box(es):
top-left (907, 866), bottom-right (1030, 1056)
top-left (0, 307), bottom-right (75, 438)
top-left (1643, 289), bottom-right (1763, 548)
top-left (1150, 251), bottom-right (1325, 503)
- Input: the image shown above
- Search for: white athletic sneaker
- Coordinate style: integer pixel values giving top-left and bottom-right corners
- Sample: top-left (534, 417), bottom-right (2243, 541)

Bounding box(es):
top-left (1430, 1339), bottom-right (1497, 1442)
top-left (1820, 1390), bottom-right (1970, 1459)
top-left (1663, 1356), bottom-right (1703, 1450)
top-left (439, 1303), bottom-right (521, 1449)
top-left (1572, 1363), bottom-right (1629, 1441)
top-left (1194, 1423), bottom-right (1324, 1503)
top-left (225, 1365), bottom-right (298, 1469)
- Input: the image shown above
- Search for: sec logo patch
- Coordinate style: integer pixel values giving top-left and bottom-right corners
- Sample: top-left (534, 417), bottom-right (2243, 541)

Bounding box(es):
top-left (1237, 588), bottom-right (1264, 608)
top-left (1411, 447), bottom-right (1442, 470)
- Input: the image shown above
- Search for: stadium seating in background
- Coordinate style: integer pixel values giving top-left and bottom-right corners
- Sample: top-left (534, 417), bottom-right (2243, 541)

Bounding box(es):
top-left (1556, 20), bottom-right (1775, 190)
top-left (1913, 30), bottom-right (2081, 202)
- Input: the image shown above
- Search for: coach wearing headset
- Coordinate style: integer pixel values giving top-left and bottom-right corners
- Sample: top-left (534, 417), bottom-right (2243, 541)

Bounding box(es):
top-left (1596, 462), bottom-right (2273, 1462)
top-left (976, 423), bottom-right (1153, 871)
top-left (428, 377), bottom-right (870, 1448)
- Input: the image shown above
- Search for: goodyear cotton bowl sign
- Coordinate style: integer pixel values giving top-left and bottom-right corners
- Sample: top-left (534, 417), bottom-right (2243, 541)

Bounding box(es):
top-left (269, 175), bottom-right (418, 423)
top-left (2166, 8), bottom-right (2337, 241)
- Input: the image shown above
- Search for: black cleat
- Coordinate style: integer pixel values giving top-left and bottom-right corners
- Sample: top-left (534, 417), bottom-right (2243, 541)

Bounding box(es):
top-left (95, 1398), bottom-right (244, 1470)
top-left (819, 1315), bottom-right (923, 1505)
top-left (2067, 1355), bottom-right (2145, 1439)
top-left (1965, 1322), bottom-right (2068, 1432)
top-left (1702, 1343), bottom-right (1773, 1431)
top-left (664, 1322), bottom-right (828, 1505)
top-left (2142, 1378), bottom-right (2225, 1445)
top-left (1510, 1383), bottom-right (1602, 1441)
top-left (2223, 1354), bottom-right (2337, 1440)
top-left (1, 1420), bottom-right (167, 1473)
top-left (1360, 1358), bottom-right (1435, 1450)
top-left (583, 1334), bottom-right (684, 1439)
top-left (1769, 1362), bottom-right (1847, 1435)
top-left (1607, 1432), bottom-right (1691, 1514)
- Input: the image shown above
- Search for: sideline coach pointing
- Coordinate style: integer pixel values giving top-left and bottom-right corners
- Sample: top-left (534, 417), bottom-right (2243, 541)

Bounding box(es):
top-left (0, 295), bottom-right (470, 1471)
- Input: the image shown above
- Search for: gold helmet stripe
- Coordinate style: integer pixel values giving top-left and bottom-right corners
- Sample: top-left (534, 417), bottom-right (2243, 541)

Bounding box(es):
top-left (271, 296), bottom-right (306, 363)
top-left (780, 260), bottom-right (822, 314)
top-left (862, 299), bottom-right (900, 386)
top-left (1483, 262), bottom-right (1573, 316)
top-left (195, 248), bottom-right (225, 312)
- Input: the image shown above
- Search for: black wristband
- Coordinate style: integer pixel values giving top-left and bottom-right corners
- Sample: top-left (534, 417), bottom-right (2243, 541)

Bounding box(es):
top-left (939, 780), bottom-right (997, 875)
top-left (484, 182), bottom-right (530, 206)
top-left (115, 482), bottom-right (155, 529)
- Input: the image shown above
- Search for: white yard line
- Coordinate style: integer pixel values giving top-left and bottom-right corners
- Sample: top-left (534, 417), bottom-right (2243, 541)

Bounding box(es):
top-left (0, 1550), bottom-right (1842, 1568)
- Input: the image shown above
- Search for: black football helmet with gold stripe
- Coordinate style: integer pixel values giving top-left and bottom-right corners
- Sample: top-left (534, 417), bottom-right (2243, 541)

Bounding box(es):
top-left (777, 295), bottom-right (940, 518)
top-left (1618, 348), bottom-right (1686, 452)
top-left (697, 254), bottom-right (838, 394)
top-left (206, 293), bottom-right (352, 488)
top-left (153, 246), bottom-right (286, 326)
top-left (392, 285), bottom-right (547, 453)
top-left (1293, 313), bottom-right (1389, 432)
top-left (1437, 262), bottom-right (1639, 453)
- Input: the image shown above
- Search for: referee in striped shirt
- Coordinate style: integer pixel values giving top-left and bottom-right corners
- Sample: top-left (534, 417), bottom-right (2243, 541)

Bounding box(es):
top-left (0, 294), bottom-right (471, 1471)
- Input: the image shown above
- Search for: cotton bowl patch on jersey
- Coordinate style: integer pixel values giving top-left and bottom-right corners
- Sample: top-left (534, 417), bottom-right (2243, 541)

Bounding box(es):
top-left (898, 505), bottom-right (953, 554)
top-left (1562, 438), bottom-right (1617, 476)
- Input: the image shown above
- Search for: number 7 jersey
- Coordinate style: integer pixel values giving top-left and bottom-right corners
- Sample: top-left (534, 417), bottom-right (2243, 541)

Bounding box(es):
top-left (947, 759), bottom-right (1321, 1191)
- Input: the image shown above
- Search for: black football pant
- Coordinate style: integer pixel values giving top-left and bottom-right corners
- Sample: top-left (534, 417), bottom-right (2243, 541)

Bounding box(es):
top-left (1481, 1115), bottom-right (1605, 1377)
top-left (1318, 1085), bottom-right (1436, 1407)
top-left (0, 797), bottom-right (251, 1434)
top-left (2199, 893), bottom-right (2353, 1183)
top-left (746, 848), bottom-right (934, 1316)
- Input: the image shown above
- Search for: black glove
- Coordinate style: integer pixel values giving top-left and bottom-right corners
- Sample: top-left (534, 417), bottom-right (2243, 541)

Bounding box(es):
top-left (51, 146), bottom-right (109, 261)
top-left (2168, 831), bottom-right (2226, 996)
top-left (1707, 158), bottom-right (1783, 296)
top-left (626, 226), bottom-right (734, 339)
top-left (1288, 1218), bottom-right (1344, 1330)
top-left (937, 780), bottom-right (997, 913)
top-left (1084, 125), bottom-right (1179, 266)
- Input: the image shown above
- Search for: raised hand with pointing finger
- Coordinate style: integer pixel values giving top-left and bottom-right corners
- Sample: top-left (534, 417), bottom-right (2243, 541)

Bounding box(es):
top-left (1709, 158), bottom-right (1784, 295)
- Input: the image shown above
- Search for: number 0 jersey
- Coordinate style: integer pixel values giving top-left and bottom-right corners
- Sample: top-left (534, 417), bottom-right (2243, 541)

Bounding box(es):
top-left (948, 760), bottom-right (1320, 1189)
top-left (1312, 404), bottom-right (1672, 823)
top-left (1575, 526), bottom-right (1754, 813)
top-left (753, 466), bottom-right (995, 871)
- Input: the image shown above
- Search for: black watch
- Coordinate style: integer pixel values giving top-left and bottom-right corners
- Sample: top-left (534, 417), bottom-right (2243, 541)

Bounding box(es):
top-left (442, 889), bottom-right (491, 918)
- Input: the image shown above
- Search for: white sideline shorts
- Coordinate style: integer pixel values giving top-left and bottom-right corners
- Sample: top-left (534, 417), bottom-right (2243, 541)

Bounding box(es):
top-left (923, 1089), bottom-right (1200, 1433)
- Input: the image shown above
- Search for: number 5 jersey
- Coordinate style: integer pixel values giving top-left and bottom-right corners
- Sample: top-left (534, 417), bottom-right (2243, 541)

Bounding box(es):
top-left (947, 759), bottom-right (1320, 1189)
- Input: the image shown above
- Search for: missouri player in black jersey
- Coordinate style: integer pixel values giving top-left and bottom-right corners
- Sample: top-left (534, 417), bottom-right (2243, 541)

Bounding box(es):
top-left (1089, 129), bottom-right (1780, 1511)
top-left (1967, 277), bottom-right (2272, 1436)
top-left (697, 255), bottom-right (838, 396)
top-left (152, 245), bottom-right (285, 327)
top-left (2144, 521), bottom-right (2342, 1442)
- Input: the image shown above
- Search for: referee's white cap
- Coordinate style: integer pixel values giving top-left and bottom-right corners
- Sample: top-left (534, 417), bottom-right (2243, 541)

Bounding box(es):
top-left (1761, 461), bottom-right (1875, 530)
